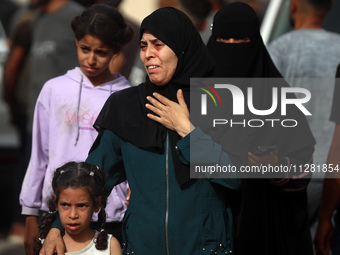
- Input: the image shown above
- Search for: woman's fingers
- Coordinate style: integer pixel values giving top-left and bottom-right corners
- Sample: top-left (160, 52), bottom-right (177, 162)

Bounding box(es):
top-left (177, 89), bottom-right (186, 107)
top-left (152, 92), bottom-right (172, 106)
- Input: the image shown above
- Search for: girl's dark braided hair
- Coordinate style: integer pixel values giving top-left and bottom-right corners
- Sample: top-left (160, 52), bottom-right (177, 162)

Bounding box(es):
top-left (33, 161), bottom-right (109, 254)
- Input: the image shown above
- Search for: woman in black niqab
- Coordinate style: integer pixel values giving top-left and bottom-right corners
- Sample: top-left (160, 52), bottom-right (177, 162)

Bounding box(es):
top-left (207, 2), bottom-right (316, 255)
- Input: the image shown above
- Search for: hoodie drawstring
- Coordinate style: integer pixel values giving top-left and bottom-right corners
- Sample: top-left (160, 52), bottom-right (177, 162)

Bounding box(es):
top-left (74, 75), bottom-right (83, 146)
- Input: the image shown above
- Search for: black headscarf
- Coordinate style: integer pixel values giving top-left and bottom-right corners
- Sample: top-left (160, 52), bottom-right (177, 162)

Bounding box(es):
top-left (91, 7), bottom-right (220, 186)
top-left (206, 3), bottom-right (315, 255)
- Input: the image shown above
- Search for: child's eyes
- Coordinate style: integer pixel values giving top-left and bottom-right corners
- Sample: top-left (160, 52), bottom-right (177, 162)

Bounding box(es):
top-left (80, 47), bottom-right (90, 52)
top-left (80, 47), bottom-right (108, 56)
top-left (59, 203), bottom-right (88, 208)
top-left (95, 50), bottom-right (108, 56)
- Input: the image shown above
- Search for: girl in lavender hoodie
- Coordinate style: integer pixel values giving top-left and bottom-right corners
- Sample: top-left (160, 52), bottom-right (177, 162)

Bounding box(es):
top-left (19, 4), bottom-right (133, 255)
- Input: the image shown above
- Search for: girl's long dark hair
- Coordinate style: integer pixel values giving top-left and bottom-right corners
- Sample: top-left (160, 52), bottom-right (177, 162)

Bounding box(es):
top-left (34, 161), bottom-right (109, 254)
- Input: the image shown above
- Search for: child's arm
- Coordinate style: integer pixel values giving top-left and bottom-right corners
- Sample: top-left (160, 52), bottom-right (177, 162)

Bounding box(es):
top-left (110, 236), bottom-right (122, 255)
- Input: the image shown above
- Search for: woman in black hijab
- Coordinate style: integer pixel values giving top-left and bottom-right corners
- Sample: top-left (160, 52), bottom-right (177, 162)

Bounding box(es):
top-left (207, 2), bottom-right (316, 255)
top-left (39, 7), bottom-right (243, 255)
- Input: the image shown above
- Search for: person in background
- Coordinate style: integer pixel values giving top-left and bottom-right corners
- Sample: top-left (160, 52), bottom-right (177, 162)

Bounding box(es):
top-left (314, 63), bottom-right (340, 255)
top-left (176, 0), bottom-right (211, 34)
top-left (200, 0), bottom-right (225, 44)
top-left (20, 4), bottom-right (132, 255)
top-left (207, 2), bottom-right (315, 254)
top-left (0, 0), bottom-right (19, 39)
top-left (3, 2), bottom-right (41, 241)
top-left (157, 0), bottom-right (212, 38)
top-left (33, 161), bottom-right (122, 255)
top-left (28, 0), bottom-right (85, 136)
top-left (268, 0), bottom-right (340, 240)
